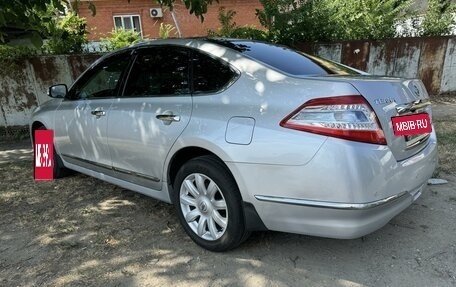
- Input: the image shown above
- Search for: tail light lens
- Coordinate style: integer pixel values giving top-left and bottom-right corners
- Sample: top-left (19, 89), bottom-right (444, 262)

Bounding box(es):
top-left (280, 95), bottom-right (387, 145)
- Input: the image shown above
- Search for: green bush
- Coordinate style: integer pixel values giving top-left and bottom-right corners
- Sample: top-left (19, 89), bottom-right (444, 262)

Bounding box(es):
top-left (420, 0), bottom-right (456, 36)
top-left (208, 7), bottom-right (267, 41)
top-left (45, 12), bottom-right (88, 54)
top-left (0, 45), bottom-right (36, 76)
top-left (159, 23), bottom-right (177, 39)
top-left (257, 0), bottom-right (413, 45)
top-left (102, 28), bottom-right (141, 50)
top-left (0, 45), bottom-right (34, 62)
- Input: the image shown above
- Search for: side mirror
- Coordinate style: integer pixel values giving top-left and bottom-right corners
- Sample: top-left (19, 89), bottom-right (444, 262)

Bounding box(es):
top-left (48, 84), bottom-right (68, 98)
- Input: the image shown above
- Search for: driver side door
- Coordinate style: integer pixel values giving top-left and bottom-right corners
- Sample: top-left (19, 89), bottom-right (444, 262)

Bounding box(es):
top-left (54, 51), bottom-right (132, 171)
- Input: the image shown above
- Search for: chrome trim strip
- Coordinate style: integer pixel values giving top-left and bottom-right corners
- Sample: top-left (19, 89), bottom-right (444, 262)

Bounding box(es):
top-left (112, 166), bottom-right (160, 182)
top-left (62, 154), bottom-right (160, 182)
top-left (254, 192), bottom-right (409, 210)
top-left (395, 99), bottom-right (431, 115)
top-left (405, 133), bottom-right (430, 149)
top-left (62, 154), bottom-right (112, 170)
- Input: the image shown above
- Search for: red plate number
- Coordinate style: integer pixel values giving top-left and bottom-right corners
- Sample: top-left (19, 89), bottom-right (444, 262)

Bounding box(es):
top-left (392, 113), bottom-right (432, 136)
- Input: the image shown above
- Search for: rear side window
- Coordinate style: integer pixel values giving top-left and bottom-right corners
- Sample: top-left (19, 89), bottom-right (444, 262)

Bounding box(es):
top-left (191, 51), bottom-right (237, 94)
top-left (208, 40), bottom-right (360, 76)
top-left (124, 46), bottom-right (190, 97)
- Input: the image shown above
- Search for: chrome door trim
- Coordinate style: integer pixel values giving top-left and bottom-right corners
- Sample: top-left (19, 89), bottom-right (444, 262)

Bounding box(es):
top-left (112, 166), bottom-right (160, 182)
top-left (62, 154), bottom-right (112, 170)
top-left (254, 192), bottom-right (409, 210)
top-left (62, 154), bottom-right (160, 182)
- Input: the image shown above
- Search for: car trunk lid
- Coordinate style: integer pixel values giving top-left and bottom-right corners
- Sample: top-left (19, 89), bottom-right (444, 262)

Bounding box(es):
top-left (310, 76), bottom-right (432, 161)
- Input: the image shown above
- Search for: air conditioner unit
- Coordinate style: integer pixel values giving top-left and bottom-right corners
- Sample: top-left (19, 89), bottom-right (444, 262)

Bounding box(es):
top-left (150, 8), bottom-right (163, 18)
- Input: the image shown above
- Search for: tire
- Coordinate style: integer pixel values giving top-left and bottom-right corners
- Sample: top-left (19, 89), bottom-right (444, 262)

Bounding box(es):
top-left (172, 155), bottom-right (249, 251)
top-left (36, 126), bottom-right (72, 178)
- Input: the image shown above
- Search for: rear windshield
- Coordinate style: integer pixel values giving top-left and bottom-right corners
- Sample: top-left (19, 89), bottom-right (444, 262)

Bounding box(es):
top-left (208, 39), bottom-right (360, 76)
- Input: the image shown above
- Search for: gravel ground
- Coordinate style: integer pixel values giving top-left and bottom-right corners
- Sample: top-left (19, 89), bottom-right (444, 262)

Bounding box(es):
top-left (0, 102), bottom-right (455, 287)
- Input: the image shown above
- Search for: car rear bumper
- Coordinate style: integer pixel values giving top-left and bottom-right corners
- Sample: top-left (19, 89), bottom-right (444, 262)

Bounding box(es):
top-left (253, 184), bottom-right (424, 239)
top-left (226, 131), bottom-right (437, 238)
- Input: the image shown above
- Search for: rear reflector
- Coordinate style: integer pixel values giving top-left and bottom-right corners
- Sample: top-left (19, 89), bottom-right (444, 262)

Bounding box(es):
top-left (280, 95), bottom-right (387, 145)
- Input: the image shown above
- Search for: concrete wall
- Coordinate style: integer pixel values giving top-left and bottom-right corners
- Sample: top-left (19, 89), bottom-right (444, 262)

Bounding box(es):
top-left (296, 36), bottom-right (456, 95)
top-left (0, 54), bottom-right (101, 128)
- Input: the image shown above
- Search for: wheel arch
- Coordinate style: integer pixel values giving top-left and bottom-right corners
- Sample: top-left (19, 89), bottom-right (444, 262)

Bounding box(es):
top-left (166, 145), bottom-right (267, 232)
top-left (30, 121), bottom-right (46, 143)
top-left (167, 146), bottom-right (223, 191)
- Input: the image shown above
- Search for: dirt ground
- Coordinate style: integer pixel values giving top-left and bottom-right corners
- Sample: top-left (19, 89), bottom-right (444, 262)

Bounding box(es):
top-left (1, 102), bottom-right (456, 287)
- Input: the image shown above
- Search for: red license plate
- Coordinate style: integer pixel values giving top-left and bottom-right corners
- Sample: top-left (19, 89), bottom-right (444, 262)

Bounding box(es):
top-left (392, 113), bottom-right (432, 136)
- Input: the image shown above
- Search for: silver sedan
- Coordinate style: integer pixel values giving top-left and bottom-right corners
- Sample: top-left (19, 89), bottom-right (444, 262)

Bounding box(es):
top-left (30, 38), bottom-right (438, 251)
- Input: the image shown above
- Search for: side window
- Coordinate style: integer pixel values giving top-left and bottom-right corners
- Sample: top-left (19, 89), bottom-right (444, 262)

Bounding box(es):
top-left (123, 47), bottom-right (190, 97)
top-left (70, 52), bottom-right (131, 100)
top-left (192, 51), bottom-right (237, 94)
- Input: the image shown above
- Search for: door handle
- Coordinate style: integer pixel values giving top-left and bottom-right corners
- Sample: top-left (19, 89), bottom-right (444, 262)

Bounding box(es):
top-left (91, 108), bottom-right (106, 118)
top-left (156, 114), bottom-right (180, 122)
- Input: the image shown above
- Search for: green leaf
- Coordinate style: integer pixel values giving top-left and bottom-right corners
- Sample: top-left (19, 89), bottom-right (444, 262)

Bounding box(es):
top-left (30, 31), bottom-right (43, 48)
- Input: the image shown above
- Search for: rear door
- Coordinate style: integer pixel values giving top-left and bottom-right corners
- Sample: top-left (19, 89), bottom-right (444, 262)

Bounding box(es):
top-left (107, 46), bottom-right (192, 190)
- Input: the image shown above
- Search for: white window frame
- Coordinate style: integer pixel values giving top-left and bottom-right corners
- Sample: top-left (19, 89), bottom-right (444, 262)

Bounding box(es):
top-left (113, 15), bottom-right (143, 38)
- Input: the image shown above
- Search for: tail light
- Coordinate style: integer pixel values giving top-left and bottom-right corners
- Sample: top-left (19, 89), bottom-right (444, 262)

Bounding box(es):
top-left (280, 95), bottom-right (387, 145)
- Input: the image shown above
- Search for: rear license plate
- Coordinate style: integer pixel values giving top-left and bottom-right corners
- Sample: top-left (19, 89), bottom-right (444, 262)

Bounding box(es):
top-left (392, 113), bottom-right (432, 136)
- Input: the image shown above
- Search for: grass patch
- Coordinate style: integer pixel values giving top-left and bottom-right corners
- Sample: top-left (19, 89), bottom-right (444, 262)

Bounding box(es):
top-left (433, 117), bottom-right (456, 175)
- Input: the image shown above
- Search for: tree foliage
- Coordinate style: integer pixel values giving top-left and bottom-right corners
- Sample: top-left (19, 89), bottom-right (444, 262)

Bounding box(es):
top-left (44, 12), bottom-right (88, 54)
top-left (101, 28), bottom-right (141, 50)
top-left (256, 0), bottom-right (337, 44)
top-left (159, 23), bottom-right (177, 39)
top-left (155, 0), bottom-right (218, 21)
top-left (0, 0), bottom-right (95, 43)
top-left (256, 0), bottom-right (413, 45)
top-left (419, 0), bottom-right (456, 36)
top-left (329, 0), bottom-right (412, 40)
top-left (208, 7), bottom-right (268, 40)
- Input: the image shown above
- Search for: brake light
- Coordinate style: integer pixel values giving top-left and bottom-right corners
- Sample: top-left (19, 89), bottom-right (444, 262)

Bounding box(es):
top-left (280, 95), bottom-right (387, 145)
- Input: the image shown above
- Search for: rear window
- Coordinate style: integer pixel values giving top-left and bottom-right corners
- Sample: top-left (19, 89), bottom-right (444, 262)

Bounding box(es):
top-left (208, 39), bottom-right (360, 76)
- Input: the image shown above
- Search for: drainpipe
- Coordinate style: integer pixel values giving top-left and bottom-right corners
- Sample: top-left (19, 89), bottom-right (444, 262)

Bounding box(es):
top-left (170, 10), bottom-right (182, 38)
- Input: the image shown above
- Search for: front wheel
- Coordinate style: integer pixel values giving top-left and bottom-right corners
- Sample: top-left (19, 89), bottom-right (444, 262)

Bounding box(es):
top-left (173, 155), bottom-right (248, 251)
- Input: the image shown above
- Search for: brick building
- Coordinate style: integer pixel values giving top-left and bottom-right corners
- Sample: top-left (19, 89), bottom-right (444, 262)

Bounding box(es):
top-left (77, 0), bottom-right (263, 41)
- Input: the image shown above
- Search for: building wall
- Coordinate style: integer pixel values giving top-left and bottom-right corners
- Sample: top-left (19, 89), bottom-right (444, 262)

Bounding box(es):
top-left (77, 0), bottom-right (263, 41)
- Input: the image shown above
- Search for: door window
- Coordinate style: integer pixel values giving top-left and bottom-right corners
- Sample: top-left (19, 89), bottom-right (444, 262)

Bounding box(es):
top-left (68, 52), bottom-right (131, 100)
top-left (123, 47), bottom-right (190, 97)
top-left (191, 51), bottom-right (237, 94)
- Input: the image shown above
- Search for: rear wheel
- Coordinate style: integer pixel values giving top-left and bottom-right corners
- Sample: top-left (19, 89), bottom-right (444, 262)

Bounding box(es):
top-left (173, 155), bottom-right (248, 251)
top-left (36, 126), bottom-right (71, 178)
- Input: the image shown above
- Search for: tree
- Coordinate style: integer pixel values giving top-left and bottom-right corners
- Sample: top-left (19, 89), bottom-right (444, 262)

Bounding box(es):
top-left (257, 0), bottom-right (339, 44)
top-left (329, 0), bottom-right (412, 40)
top-left (256, 0), bottom-right (413, 45)
top-left (156, 0), bottom-right (218, 21)
top-left (101, 28), bottom-right (141, 50)
top-left (0, 0), bottom-right (95, 44)
top-left (0, 0), bottom-right (217, 44)
top-left (419, 0), bottom-right (456, 36)
top-left (208, 7), bottom-right (267, 40)
top-left (45, 12), bottom-right (89, 54)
